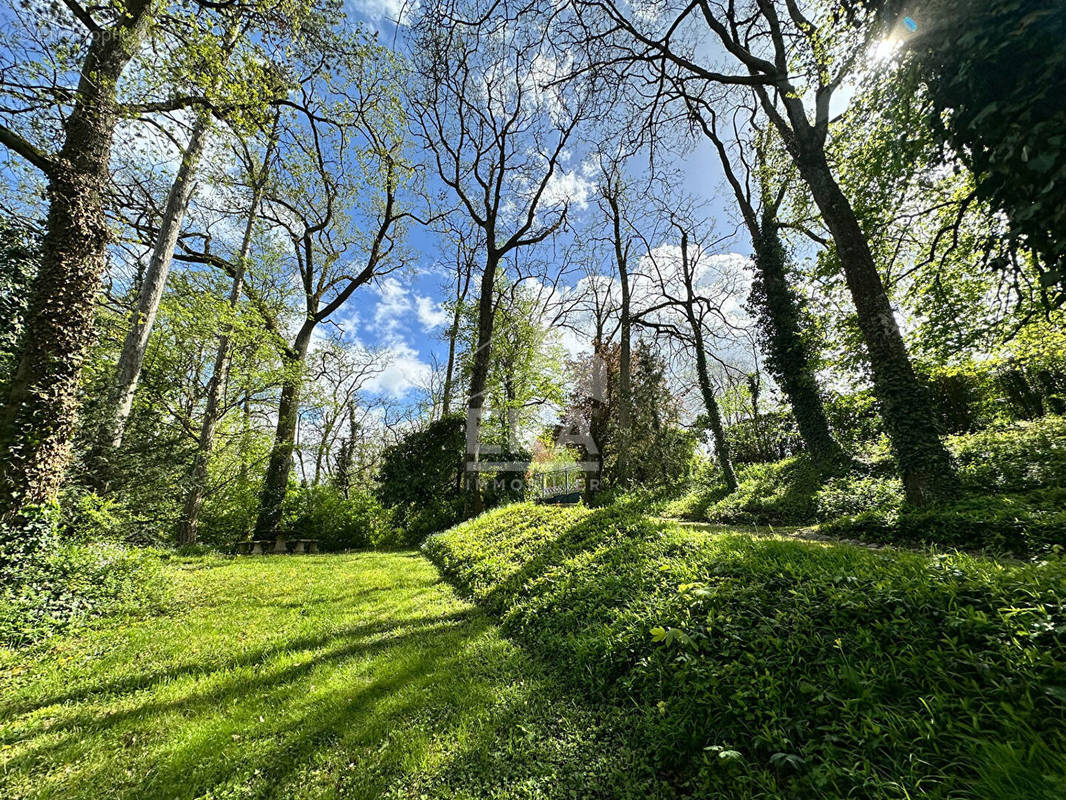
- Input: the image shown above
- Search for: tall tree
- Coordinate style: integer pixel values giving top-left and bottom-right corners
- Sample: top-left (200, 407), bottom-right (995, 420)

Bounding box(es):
top-left (252, 43), bottom-right (409, 536)
top-left (640, 218), bottom-right (740, 490)
top-left (176, 120), bottom-right (281, 545)
top-left (574, 0), bottom-right (957, 505)
top-left (694, 105), bottom-right (846, 473)
top-left (0, 0), bottom-right (156, 520)
top-left (411, 0), bottom-right (589, 511)
top-left (89, 14), bottom-right (275, 485)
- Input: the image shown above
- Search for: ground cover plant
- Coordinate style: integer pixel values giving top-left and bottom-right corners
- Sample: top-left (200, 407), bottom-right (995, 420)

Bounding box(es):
top-left (425, 503), bottom-right (1066, 799)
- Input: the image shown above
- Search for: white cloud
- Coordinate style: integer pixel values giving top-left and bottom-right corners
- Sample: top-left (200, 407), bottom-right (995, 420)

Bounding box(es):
top-left (416, 295), bottom-right (450, 331)
top-left (364, 341), bottom-right (432, 398)
top-left (541, 169), bottom-right (595, 212)
top-left (373, 277), bottom-right (413, 340)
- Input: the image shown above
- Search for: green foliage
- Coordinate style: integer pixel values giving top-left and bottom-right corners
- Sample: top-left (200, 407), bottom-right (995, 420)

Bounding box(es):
top-left (55, 488), bottom-right (139, 544)
top-left (383, 497), bottom-right (469, 548)
top-left (377, 415), bottom-right (465, 510)
top-left (425, 503), bottom-right (1066, 798)
top-left (951, 415), bottom-right (1066, 493)
top-left (814, 472), bottom-right (904, 520)
top-left (820, 489), bottom-right (1066, 557)
top-left (896, 0), bottom-right (1066, 299)
top-left (701, 456), bottom-right (824, 525)
top-left (823, 389), bottom-right (883, 449)
top-left (0, 505), bottom-right (166, 647)
top-left (725, 410), bottom-right (804, 464)
top-left (282, 484), bottom-right (388, 551)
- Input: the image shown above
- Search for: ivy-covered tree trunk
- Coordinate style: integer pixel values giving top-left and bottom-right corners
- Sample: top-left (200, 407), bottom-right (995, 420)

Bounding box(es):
top-left (254, 325), bottom-right (313, 537)
top-left (677, 230), bottom-right (737, 491)
top-left (750, 210), bottom-right (846, 474)
top-left (794, 143), bottom-right (957, 505)
top-left (464, 250), bottom-right (500, 514)
top-left (0, 1), bottom-right (154, 522)
top-left (91, 109), bottom-right (213, 490)
top-left (692, 339), bottom-right (738, 492)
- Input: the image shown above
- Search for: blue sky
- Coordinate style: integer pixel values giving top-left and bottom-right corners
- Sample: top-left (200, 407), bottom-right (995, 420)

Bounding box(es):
top-left (340, 1), bottom-right (747, 405)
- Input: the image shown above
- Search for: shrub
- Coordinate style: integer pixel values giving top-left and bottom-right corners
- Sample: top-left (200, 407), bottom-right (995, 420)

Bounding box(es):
top-left (813, 472), bottom-right (903, 520)
top-left (425, 503), bottom-right (1066, 799)
top-left (725, 410), bottom-right (804, 464)
top-left (55, 488), bottom-right (138, 543)
top-left (820, 488), bottom-right (1066, 557)
top-left (383, 497), bottom-right (468, 548)
top-left (950, 415), bottom-right (1066, 493)
top-left (0, 505), bottom-right (167, 647)
top-left (283, 484), bottom-right (388, 551)
top-left (702, 456), bottom-right (823, 525)
top-left (377, 415), bottom-right (465, 509)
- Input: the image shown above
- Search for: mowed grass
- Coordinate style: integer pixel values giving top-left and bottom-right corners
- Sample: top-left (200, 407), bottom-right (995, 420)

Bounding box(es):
top-left (0, 552), bottom-right (662, 800)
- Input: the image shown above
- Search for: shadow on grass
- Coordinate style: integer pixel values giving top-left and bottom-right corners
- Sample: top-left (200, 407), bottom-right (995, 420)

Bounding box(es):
top-left (0, 552), bottom-right (665, 800)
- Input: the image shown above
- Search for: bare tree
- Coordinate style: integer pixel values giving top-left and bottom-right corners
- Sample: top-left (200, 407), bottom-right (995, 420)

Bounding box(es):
top-left (410, 0), bottom-right (590, 510)
top-left (637, 213), bottom-right (742, 490)
top-left (574, 0), bottom-right (956, 504)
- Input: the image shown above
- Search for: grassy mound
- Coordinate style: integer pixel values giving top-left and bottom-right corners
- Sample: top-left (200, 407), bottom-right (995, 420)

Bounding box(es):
top-left (665, 416), bottom-right (1066, 554)
top-left (425, 503), bottom-right (1066, 799)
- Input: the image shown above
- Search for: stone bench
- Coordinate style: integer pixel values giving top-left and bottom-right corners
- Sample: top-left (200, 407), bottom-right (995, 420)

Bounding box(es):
top-left (236, 536), bottom-right (319, 555)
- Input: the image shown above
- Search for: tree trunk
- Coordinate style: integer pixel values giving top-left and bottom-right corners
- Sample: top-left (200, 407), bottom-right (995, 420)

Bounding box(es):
top-left (607, 191), bottom-right (633, 481)
top-left (692, 341), bottom-right (738, 492)
top-left (441, 297), bottom-right (462, 417)
top-left (465, 251), bottom-right (499, 514)
top-left (177, 207), bottom-right (262, 544)
top-left (0, 2), bottom-right (154, 521)
top-left (793, 142), bottom-right (957, 505)
top-left (254, 324), bottom-right (313, 536)
top-left (679, 230), bottom-right (738, 491)
top-left (177, 117), bottom-right (278, 545)
top-left (91, 109), bottom-right (213, 489)
top-left (750, 212), bottom-right (846, 473)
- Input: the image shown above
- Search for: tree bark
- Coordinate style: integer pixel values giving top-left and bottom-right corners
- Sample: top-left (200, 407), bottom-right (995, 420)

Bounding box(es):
top-left (792, 142), bottom-right (957, 505)
top-left (254, 323), bottom-right (313, 536)
top-left (464, 250), bottom-right (500, 514)
top-left (696, 110), bottom-right (846, 477)
top-left (0, 1), bottom-right (155, 521)
top-left (91, 108), bottom-right (213, 489)
top-left (606, 189), bottom-right (633, 481)
top-left (675, 229), bottom-right (737, 490)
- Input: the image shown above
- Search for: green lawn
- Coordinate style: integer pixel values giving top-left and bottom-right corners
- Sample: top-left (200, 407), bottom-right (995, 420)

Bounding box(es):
top-left (0, 552), bottom-right (661, 800)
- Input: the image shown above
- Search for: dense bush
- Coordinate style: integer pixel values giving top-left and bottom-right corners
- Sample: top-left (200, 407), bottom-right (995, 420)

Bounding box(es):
top-left (0, 506), bottom-right (166, 646)
top-left (950, 415), bottom-right (1066, 492)
top-left (380, 497), bottom-right (468, 548)
top-left (701, 456), bottom-right (823, 525)
top-left (425, 503), bottom-right (1066, 799)
top-left (376, 414), bottom-right (465, 509)
top-left (724, 410), bottom-right (804, 465)
top-left (283, 484), bottom-right (389, 551)
top-left (813, 472), bottom-right (903, 520)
